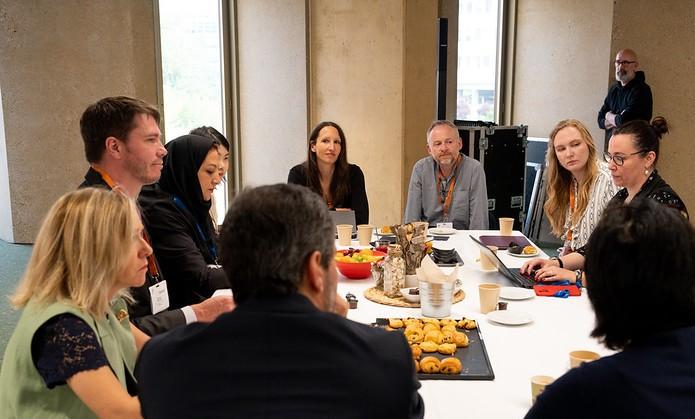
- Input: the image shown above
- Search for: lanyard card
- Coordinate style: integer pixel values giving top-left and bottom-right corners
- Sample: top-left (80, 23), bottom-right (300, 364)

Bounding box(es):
top-left (149, 280), bottom-right (170, 314)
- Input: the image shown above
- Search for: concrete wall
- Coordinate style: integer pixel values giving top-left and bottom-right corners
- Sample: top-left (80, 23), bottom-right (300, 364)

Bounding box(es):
top-left (0, 0), bottom-right (159, 243)
top-left (403, 1), bottom-right (439, 206)
top-left (611, 0), bottom-right (695, 214)
top-left (236, 0), bottom-right (308, 187)
top-left (309, 0), bottom-right (438, 227)
top-left (512, 0), bottom-right (614, 148)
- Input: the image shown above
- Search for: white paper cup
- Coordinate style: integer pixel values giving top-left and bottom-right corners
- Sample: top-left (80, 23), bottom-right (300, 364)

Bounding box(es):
top-left (531, 375), bottom-right (555, 404)
top-left (499, 217), bottom-right (514, 236)
top-left (569, 350), bottom-right (600, 368)
top-left (480, 245), bottom-right (498, 270)
top-left (479, 283), bottom-right (501, 314)
top-left (419, 281), bottom-right (454, 318)
top-left (336, 224), bottom-right (353, 247)
top-left (357, 224), bottom-right (374, 246)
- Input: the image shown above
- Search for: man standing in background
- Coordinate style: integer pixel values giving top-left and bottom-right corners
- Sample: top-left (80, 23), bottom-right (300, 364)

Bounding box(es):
top-left (598, 48), bottom-right (653, 150)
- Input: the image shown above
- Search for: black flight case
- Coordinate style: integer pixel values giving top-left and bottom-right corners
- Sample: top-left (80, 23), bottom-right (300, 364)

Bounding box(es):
top-left (454, 120), bottom-right (528, 231)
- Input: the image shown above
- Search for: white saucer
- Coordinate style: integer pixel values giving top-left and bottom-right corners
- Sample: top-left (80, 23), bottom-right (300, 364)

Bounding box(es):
top-left (507, 249), bottom-right (539, 258)
top-left (487, 310), bottom-right (533, 326)
top-left (430, 227), bottom-right (456, 235)
top-left (500, 287), bottom-right (535, 300)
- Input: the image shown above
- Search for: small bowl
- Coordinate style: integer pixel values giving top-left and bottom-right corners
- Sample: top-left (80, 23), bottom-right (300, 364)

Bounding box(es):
top-left (400, 287), bottom-right (421, 303)
top-left (336, 250), bottom-right (386, 280)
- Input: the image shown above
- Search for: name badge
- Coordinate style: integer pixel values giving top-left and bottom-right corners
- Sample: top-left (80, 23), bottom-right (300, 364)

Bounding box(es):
top-left (149, 280), bottom-right (170, 314)
top-left (437, 222), bottom-right (453, 229)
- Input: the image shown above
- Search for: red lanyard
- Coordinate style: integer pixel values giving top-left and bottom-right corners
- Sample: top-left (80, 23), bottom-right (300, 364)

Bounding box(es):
top-left (436, 156), bottom-right (461, 220)
top-left (91, 166), bottom-right (161, 281)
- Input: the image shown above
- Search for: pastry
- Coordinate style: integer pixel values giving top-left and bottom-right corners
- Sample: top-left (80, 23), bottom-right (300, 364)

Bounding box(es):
top-left (440, 330), bottom-right (455, 344)
top-left (405, 328), bottom-right (424, 344)
top-left (437, 343), bottom-right (457, 355)
top-left (441, 324), bottom-right (457, 333)
top-left (439, 318), bottom-right (457, 327)
top-left (458, 318), bottom-right (477, 330)
top-left (419, 341), bottom-right (438, 353)
top-left (440, 357), bottom-right (462, 374)
top-left (424, 330), bottom-right (444, 345)
top-left (453, 331), bottom-right (469, 348)
top-left (420, 356), bottom-right (441, 373)
top-left (403, 318), bottom-right (422, 328)
top-left (389, 318), bottom-right (404, 329)
top-left (421, 317), bottom-right (439, 326)
top-left (410, 344), bottom-right (422, 360)
top-left (423, 323), bottom-right (440, 334)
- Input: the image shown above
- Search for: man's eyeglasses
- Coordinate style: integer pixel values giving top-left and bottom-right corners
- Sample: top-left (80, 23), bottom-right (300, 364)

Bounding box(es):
top-left (604, 150), bottom-right (645, 166)
top-left (614, 60), bottom-right (636, 66)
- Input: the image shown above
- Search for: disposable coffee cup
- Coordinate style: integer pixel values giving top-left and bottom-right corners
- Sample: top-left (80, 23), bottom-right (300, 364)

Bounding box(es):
top-left (336, 224), bottom-right (353, 247)
top-left (479, 283), bottom-right (501, 314)
top-left (420, 281), bottom-right (455, 318)
top-left (530, 375), bottom-right (555, 404)
top-left (499, 217), bottom-right (514, 236)
top-left (480, 246), bottom-right (498, 270)
top-left (569, 350), bottom-right (600, 368)
top-left (357, 224), bottom-right (374, 246)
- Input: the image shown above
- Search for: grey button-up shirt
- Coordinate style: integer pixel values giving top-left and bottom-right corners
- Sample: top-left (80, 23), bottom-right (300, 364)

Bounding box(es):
top-left (404, 154), bottom-right (489, 230)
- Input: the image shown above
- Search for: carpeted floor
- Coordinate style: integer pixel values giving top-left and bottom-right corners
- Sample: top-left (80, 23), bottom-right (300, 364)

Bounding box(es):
top-left (0, 240), bottom-right (33, 368)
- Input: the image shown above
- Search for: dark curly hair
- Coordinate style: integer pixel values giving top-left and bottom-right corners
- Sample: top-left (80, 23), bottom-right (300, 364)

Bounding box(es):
top-left (585, 198), bottom-right (695, 350)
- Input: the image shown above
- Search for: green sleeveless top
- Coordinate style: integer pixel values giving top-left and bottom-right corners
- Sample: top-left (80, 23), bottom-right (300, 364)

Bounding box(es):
top-left (0, 298), bottom-right (137, 418)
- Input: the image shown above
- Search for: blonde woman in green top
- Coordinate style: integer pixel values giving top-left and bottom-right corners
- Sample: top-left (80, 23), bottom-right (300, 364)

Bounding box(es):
top-left (0, 188), bottom-right (151, 418)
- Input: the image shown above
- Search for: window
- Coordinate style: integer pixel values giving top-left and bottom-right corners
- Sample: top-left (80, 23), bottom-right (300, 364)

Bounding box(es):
top-left (456, 0), bottom-right (501, 122)
top-left (158, 0), bottom-right (228, 222)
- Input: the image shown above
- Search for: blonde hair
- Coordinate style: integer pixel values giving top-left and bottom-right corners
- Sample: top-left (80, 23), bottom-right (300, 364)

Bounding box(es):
top-left (544, 119), bottom-right (600, 237)
top-left (11, 188), bottom-right (139, 316)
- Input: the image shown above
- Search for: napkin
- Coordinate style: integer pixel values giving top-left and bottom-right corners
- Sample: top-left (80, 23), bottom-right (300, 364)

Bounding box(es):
top-left (416, 255), bottom-right (458, 284)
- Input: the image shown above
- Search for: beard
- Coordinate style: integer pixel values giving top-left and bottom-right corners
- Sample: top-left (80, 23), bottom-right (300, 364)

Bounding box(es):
top-left (615, 70), bottom-right (633, 84)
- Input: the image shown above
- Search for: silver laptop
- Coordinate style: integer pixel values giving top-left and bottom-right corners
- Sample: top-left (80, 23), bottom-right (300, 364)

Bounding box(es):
top-left (469, 235), bottom-right (535, 288)
top-left (330, 210), bottom-right (356, 235)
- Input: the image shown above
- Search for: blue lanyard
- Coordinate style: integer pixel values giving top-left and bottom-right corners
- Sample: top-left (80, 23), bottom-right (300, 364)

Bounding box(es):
top-left (171, 195), bottom-right (218, 263)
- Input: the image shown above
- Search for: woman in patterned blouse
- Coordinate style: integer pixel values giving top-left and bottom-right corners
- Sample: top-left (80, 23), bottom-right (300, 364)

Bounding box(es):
top-left (544, 120), bottom-right (618, 256)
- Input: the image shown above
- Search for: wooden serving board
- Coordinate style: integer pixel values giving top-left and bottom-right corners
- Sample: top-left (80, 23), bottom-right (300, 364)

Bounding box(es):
top-left (363, 287), bottom-right (465, 308)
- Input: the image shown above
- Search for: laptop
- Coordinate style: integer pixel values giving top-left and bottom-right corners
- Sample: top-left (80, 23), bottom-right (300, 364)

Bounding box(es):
top-left (330, 210), bottom-right (356, 236)
top-left (469, 235), bottom-right (536, 288)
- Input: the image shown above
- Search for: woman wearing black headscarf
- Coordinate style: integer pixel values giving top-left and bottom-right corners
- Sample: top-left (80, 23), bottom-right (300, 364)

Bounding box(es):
top-left (139, 134), bottom-right (230, 310)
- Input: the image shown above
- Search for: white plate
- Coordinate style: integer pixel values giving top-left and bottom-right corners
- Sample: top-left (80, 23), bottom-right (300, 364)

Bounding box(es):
top-left (430, 227), bottom-right (456, 235)
top-left (499, 287), bottom-right (535, 300)
top-left (507, 248), bottom-right (539, 258)
top-left (487, 310), bottom-right (534, 326)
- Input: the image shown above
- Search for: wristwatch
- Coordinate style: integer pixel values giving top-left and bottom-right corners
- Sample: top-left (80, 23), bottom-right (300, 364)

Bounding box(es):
top-left (575, 269), bottom-right (583, 285)
top-left (550, 256), bottom-right (564, 268)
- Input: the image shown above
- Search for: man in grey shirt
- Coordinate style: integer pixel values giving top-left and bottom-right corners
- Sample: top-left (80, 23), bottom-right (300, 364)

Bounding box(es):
top-left (404, 120), bottom-right (489, 230)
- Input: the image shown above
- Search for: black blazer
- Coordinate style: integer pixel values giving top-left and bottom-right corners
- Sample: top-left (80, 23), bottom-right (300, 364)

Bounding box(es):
top-left (135, 294), bottom-right (424, 419)
top-left (79, 168), bottom-right (186, 335)
top-left (138, 184), bottom-right (230, 309)
top-left (288, 163), bottom-right (369, 225)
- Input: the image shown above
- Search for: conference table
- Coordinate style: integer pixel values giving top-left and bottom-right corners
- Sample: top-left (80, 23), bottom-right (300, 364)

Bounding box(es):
top-left (337, 230), bottom-right (612, 419)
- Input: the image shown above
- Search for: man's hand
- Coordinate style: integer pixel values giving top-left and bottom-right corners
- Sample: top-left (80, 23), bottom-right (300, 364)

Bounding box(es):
top-left (191, 295), bottom-right (235, 323)
top-left (605, 111), bottom-right (617, 129)
top-left (334, 293), bottom-right (349, 317)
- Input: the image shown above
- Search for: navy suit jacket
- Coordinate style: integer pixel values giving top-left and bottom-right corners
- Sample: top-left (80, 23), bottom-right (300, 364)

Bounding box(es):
top-left (135, 293), bottom-right (424, 419)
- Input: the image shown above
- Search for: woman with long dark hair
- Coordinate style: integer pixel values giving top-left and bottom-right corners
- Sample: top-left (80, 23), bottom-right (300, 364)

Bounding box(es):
top-left (288, 121), bottom-right (369, 225)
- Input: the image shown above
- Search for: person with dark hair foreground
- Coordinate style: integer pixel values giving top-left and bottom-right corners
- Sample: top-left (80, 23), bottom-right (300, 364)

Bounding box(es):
top-left (526, 199), bottom-right (695, 418)
top-left (135, 184), bottom-right (424, 419)
top-left (288, 121), bottom-right (370, 225)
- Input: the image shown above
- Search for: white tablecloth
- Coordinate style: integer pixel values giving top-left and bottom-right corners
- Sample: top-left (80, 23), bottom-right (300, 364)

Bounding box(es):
top-left (337, 230), bottom-right (612, 419)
